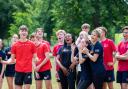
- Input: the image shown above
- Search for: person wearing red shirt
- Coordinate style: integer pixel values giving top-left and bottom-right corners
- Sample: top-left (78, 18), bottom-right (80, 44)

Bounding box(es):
top-left (52, 30), bottom-right (66, 89)
top-left (115, 26), bottom-right (128, 89)
top-left (2, 25), bottom-right (38, 89)
top-left (97, 27), bottom-right (117, 89)
top-left (35, 28), bottom-right (50, 49)
top-left (32, 35), bottom-right (52, 89)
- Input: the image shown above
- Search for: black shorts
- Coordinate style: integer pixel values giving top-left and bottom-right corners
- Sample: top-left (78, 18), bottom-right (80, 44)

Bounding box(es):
top-left (15, 71), bottom-right (32, 85)
top-left (104, 70), bottom-right (115, 82)
top-left (5, 64), bottom-right (15, 77)
top-left (34, 70), bottom-right (51, 80)
top-left (117, 71), bottom-right (128, 83)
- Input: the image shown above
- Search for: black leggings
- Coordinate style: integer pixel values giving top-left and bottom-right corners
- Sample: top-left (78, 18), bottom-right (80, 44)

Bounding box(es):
top-left (58, 70), bottom-right (76, 89)
top-left (77, 79), bottom-right (92, 89)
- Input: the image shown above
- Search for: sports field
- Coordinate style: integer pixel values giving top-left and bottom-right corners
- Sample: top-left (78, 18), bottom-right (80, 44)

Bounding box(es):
top-left (3, 58), bottom-right (121, 89)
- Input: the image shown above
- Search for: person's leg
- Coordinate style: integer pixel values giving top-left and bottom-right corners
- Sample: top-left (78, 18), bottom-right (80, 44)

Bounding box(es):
top-left (121, 71), bottom-right (128, 89)
top-left (45, 80), bottom-right (52, 89)
top-left (34, 72), bottom-right (43, 89)
top-left (67, 71), bottom-right (76, 89)
top-left (76, 71), bottom-right (81, 86)
top-left (15, 85), bottom-right (22, 89)
top-left (58, 70), bottom-right (68, 89)
top-left (44, 70), bottom-right (52, 89)
top-left (6, 77), bottom-right (14, 89)
top-left (77, 79), bottom-right (92, 89)
top-left (106, 70), bottom-right (115, 89)
top-left (107, 82), bottom-right (114, 89)
top-left (93, 75), bottom-right (104, 89)
top-left (121, 83), bottom-right (128, 89)
top-left (14, 71), bottom-right (24, 89)
top-left (102, 82), bottom-right (107, 89)
top-left (35, 80), bottom-right (42, 89)
top-left (24, 72), bottom-right (32, 89)
top-left (24, 84), bottom-right (31, 89)
top-left (0, 78), bottom-right (3, 89)
top-left (56, 72), bottom-right (62, 89)
top-left (58, 82), bottom-right (62, 89)
top-left (116, 71), bottom-right (122, 89)
top-left (87, 83), bottom-right (94, 89)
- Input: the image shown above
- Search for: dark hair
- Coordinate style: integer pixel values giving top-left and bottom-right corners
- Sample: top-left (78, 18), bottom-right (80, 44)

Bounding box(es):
top-left (0, 39), bottom-right (4, 50)
top-left (64, 33), bottom-right (75, 46)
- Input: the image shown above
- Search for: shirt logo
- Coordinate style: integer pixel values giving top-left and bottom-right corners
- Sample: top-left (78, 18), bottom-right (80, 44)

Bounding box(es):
top-left (44, 75), bottom-right (49, 80)
top-left (108, 77), bottom-right (111, 80)
top-left (104, 44), bottom-right (108, 48)
top-left (27, 75), bottom-right (31, 79)
top-left (95, 49), bottom-right (100, 52)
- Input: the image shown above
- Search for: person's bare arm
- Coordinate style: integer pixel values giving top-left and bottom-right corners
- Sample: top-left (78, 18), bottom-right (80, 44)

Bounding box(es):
top-left (1, 54), bottom-right (16, 64)
top-left (83, 47), bottom-right (99, 62)
top-left (115, 51), bottom-right (128, 60)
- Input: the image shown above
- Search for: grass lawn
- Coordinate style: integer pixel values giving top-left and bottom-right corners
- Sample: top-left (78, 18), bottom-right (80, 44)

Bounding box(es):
top-left (3, 58), bottom-right (121, 89)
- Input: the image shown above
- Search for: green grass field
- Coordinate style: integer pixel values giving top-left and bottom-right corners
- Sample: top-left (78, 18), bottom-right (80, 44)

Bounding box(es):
top-left (3, 59), bottom-right (121, 89)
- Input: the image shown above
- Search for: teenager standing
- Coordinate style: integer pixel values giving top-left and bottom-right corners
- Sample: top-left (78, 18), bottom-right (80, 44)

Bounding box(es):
top-left (2, 25), bottom-right (38, 89)
top-left (5, 34), bottom-right (19, 89)
top-left (115, 26), bottom-right (128, 89)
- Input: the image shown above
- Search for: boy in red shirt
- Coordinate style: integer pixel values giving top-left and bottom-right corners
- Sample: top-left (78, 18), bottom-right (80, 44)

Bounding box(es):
top-left (2, 25), bottom-right (38, 89)
top-left (35, 28), bottom-right (50, 48)
top-left (115, 26), bottom-right (128, 89)
top-left (32, 35), bottom-right (52, 89)
top-left (97, 27), bottom-right (117, 89)
top-left (52, 30), bottom-right (66, 89)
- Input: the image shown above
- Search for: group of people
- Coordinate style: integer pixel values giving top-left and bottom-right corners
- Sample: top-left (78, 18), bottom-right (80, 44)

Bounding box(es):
top-left (0, 23), bottom-right (127, 89)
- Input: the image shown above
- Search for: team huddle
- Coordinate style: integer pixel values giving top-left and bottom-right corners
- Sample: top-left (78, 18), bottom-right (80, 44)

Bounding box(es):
top-left (0, 23), bottom-right (128, 89)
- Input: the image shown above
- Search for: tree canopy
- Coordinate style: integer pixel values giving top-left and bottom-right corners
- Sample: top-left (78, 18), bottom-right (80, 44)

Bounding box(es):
top-left (0, 0), bottom-right (128, 40)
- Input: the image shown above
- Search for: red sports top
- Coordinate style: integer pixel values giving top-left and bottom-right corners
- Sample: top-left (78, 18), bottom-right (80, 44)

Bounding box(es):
top-left (52, 43), bottom-right (63, 71)
top-left (101, 39), bottom-right (116, 70)
top-left (117, 40), bottom-right (128, 71)
top-left (36, 43), bottom-right (52, 72)
top-left (11, 40), bottom-right (36, 72)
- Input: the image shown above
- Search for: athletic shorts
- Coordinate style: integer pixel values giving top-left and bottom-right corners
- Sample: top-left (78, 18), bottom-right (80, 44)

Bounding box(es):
top-left (5, 64), bottom-right (15, 77)
top-left (104, 70), bottom-right (115, 82)
top-left (34, 70), bottom-right (51, 80)
top-left (15, 71), bottom-right (32, 85)
top-left (117, 71), bottom-right (128, 83)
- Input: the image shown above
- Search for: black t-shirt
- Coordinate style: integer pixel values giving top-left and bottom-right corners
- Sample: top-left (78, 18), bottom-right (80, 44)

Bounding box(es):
top-left (58, 45), bottom-right (78, 69)
top-left (76, 45), bottom-right (92, 80)
top-left (0, 50), bottom-right (6, 72)
top-left (5, 47), bottom-right (15, 72)
top-left (89, 41), bottom-right (105, 75)
top-left (5, 47), bottom-right (11, 59)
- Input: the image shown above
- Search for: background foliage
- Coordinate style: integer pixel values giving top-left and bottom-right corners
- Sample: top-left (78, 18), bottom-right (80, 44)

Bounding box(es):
top-left (0, 0), bottom-right (128, 42)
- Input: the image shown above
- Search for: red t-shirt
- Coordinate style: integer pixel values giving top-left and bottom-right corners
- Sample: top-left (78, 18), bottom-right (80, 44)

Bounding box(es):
top-left (52, 43), bottom-right (63, 71)
top-left (117, 40), bottom-right (128, 71)
top-left (11, 40), bottom-right (36, 72)
top-left (42, 40), bottom-right (51, 51)
top-left (36, 43), bottom-right (52, 72)
top-left (101, 39), bottom-right (116, 70)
